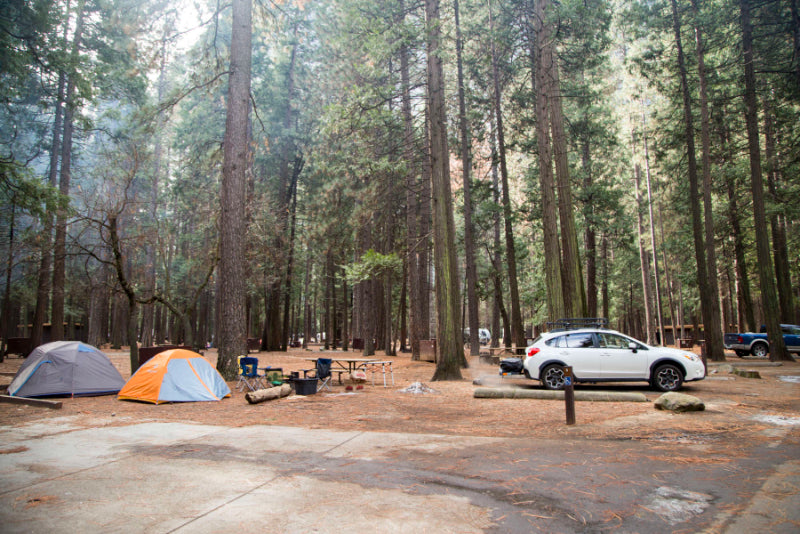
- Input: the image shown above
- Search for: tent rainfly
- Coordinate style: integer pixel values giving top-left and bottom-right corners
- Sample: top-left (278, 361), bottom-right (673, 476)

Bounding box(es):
top-left (118, 349), bottom-right (230, 404)
top-left (8, 341), bottom-right (125, 398)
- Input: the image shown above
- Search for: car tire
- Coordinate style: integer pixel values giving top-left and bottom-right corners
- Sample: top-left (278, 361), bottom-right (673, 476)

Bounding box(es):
top-left (751, 342), bottom-right (769, 358)
top-left (541, 364), bottom-right (566, 390)
top-left (652, 364), bottom-right (683, 392)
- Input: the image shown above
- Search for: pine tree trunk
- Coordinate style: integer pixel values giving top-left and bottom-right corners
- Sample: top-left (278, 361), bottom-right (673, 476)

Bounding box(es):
top-left (426, 0), bottom-right (465, 380)
top-left (531, 0), bottom-right (565, 322)
top-left (303, 251), bottom-right (312, 349)
top-left (491, 0), bottom-right (524, 348)
top-left (739, 0), bottom-right (791, 361)
top-left (419, 117), bottom-right (432, 343)
top-left (692, 0), bottom-right (724, 359)
top-left (490, 126), bottom-right (502, 348)
top-left (762, 97), bottom-right (792, 323)
top-left (791, 0), bottom-right (800, 88)
top-left (51, 0), bottom-right (86, 342)
top-left (634, 161), bottom-right (655, 345)
top-left (642, 114), bottom-right (665, 345)
top-left (547, 29), bottom-right (586, 319)
top-left (217, 0), bottom-right (252, 379)
top-left (671, 0), bottom-right (724, 361)
top-left (282, 159), bottom-right (301, 351)
top-left (400, 10), bottom-right (422, 360)
top-left (582, 130), bottom-right (598, 319)
top-left (454, 0), bottom-right (480, 356)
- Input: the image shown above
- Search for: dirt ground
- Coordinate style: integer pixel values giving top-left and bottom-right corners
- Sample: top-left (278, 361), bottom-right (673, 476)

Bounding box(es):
top-left (2, 345), bottom-right (799, 447)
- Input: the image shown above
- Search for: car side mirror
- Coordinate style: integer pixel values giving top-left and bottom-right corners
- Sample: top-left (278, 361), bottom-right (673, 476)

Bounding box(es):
top-left (628, 342), bottom-right (638, 353)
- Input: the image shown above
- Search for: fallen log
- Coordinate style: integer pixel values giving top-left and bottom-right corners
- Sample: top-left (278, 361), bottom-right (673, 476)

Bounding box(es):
top-left (245, 383), bottom-right (293, 404)
top-left (0, 395), bottom-right (62, 409)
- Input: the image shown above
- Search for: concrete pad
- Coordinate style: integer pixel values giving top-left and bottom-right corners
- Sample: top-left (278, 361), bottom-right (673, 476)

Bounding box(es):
top-left (0, 422), bottom-right (500, 533)
top-left (1, 420), bottom-right (798, 533)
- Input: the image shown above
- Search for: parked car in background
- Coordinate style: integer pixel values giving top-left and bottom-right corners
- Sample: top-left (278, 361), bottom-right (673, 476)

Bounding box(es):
top-left (723, 324), bottom-right (800, 357)
top-left (522, 326), bottom-right (706, 392)
top-left (463, 328), bottom-right (491, 345)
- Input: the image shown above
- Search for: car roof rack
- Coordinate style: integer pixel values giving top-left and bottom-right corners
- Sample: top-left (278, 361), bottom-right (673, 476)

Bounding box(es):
top-left (546, 317), bottom-right (609, 332)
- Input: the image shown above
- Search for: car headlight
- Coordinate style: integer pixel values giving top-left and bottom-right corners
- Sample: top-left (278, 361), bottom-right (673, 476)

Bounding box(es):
top-left (682, 353), bottom-right (700, 362)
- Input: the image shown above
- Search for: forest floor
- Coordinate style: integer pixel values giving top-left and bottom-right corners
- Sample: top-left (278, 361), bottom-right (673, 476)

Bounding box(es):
top-left (1, 344), bottom-right (799, 445)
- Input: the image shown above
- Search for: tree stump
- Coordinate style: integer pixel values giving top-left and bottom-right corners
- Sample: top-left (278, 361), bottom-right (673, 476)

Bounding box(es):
top-left (733, 368), bottom-right (761, 379)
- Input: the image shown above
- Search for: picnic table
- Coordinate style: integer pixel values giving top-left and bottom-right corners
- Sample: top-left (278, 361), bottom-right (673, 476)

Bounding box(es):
top-left (304, 357), bottom-right (380, 385)
top-left (361, 360), bottom-right (395, 387)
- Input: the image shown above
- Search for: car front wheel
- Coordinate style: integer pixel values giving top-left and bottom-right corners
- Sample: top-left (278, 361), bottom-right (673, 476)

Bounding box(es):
top-left (541, 364), bottom-right (566, 390)
top-left (652, 364), bottom-right (683, 392)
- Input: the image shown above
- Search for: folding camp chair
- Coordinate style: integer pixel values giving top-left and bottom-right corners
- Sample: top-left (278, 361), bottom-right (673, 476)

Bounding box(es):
top-left (237, 357), bottom-right (264, 392)
top-left (303, 358), bottom-right (332, 392)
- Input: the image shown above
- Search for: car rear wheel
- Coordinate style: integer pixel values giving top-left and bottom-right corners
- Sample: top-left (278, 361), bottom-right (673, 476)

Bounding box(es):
top-left (751, 342), bottom-right (768, 358)
top-left (541, 364), bottom-right (566, 390)
top-left (652, 364), bottom-right (683, 392)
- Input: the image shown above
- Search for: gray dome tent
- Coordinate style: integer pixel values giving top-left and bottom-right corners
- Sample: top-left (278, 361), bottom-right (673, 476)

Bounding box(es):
top-left (8, 341), bottom-right (125, 398)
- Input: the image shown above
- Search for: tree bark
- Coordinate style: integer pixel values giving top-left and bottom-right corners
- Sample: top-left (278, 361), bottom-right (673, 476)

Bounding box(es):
top-left (282, 156), bottom-right (302, 351)
top-left (454, 0), bottom-right (480, 356)
top-left (671, 0), bottom-right (724, 361)
top-left (31, 64), bottom-right (67, 350)
top-left (51, 0), bottom-right (86, 342)
top-left (547, 22), bottom-right (586, 319)
top-left (531, 0), bottom-right (565, 322)
top-left (739, 0), bottom-right (791, 361)
top-left (581, 126), bottom-right (597, 319)
top-left (691, 0), bottom-right (724, 358)
top-left (762, 96), bottom-right (792, 323)
top-left (217, 0), bottom-right (252, 379)
top-left (490, 0), bottom-right (524, 348)
top-left (490, 122), bottom-right (502, 347)
top-left (792, 0), bottom-right (800, 88)
top-left (400, 1), bottom-right (422, 360)
top-left (426, 0), bottom-right (465, 380)
top-left (633, 160), bottom-right (655, 345)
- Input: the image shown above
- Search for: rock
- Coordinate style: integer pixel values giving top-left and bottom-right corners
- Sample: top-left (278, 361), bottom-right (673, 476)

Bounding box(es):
top-left (654, 392), bottom-right (705, 412)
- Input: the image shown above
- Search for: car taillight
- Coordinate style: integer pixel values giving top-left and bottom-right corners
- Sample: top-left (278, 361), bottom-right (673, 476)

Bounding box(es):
top-left (526, 347), bottom-right (540, 357)
top-left (738, 335), bottom-right (744, 343)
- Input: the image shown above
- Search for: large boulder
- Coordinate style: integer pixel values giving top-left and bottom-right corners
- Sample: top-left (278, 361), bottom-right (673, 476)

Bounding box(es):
top-left (654, 392), bottom-right (705, 412)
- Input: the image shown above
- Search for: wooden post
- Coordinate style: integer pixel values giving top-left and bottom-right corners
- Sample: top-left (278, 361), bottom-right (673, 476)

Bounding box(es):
top-left (563, 366), bottom-right (575, 425)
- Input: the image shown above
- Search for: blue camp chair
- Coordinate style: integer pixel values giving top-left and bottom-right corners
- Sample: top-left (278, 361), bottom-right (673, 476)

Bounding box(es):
top-left (237, 357), bottom-right (264, 392)
top-left (303, 358), bottom-right (332, 392)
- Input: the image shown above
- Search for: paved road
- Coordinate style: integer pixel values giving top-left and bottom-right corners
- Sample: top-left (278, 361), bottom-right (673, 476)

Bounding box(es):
top-left (1, 416), bottom-right (799, 533)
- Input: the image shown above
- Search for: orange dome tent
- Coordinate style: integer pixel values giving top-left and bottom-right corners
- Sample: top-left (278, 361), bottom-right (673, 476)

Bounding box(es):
top-left (118, 349), bottom-right (231, 404)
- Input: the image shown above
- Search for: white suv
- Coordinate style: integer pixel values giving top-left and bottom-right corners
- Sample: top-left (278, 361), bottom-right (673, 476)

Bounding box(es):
top-left (522, 328), bottom-right (706, 392)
